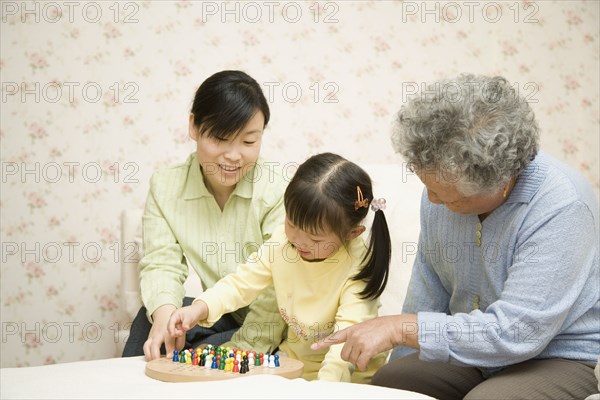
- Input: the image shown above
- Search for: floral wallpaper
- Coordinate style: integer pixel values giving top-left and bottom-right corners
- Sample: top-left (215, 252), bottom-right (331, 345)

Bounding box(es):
top-left (1, 0), bottom-right (598, 368)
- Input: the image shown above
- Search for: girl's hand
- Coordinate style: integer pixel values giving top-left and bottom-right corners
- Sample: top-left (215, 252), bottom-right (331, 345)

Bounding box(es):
top-left (167, 300), bottom-right (209, 338)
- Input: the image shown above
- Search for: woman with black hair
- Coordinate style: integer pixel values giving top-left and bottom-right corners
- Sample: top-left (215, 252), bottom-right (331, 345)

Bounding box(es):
top-left (123, 70), bottom-right (287, 360)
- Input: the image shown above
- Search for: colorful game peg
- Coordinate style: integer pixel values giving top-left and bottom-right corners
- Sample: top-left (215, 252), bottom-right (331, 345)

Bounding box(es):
top-left (172, 350), bottom-right (179, 362)
top-left (240, 356), bottom-right (248, 374)
top-left (223, 358), bottom-right (232, 372)
top-left (274, 354), bottom-right (280, 367)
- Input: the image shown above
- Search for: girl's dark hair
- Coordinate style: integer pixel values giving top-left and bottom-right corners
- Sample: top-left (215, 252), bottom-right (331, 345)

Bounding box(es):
top-left (191, 70), bottom-right (270, 138)
top-left (284, 153), bottom-right (391, 300)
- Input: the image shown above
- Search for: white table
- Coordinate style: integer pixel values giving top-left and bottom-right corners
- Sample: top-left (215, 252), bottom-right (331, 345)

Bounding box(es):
top-left (1, 356), bottom-right (434, 399)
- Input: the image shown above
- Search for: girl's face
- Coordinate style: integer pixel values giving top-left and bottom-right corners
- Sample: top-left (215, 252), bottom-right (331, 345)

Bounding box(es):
top-left (284, 218), bottom-right (343, 262)
top-left (189, 111), bottom-right (264, 195)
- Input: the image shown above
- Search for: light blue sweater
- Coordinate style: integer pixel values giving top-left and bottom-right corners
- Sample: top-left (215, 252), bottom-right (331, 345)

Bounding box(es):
top-left (392, 151), bottom-right (599, 375)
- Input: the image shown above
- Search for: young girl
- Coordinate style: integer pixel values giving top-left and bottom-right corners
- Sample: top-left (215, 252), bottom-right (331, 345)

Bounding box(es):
top-left (123, 70), bottom-right (286, 360)
top-left (168, 152), bottom-right (392, 382)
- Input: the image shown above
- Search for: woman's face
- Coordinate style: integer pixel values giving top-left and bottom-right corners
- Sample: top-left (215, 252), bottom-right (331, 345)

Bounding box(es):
top-left (417, 169), bottom-right (506, 216)
top-left (189, 111), bottom-right (264, 195)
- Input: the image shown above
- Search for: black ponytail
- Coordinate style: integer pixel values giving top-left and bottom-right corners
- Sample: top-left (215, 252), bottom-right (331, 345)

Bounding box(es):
top-left (353, 210), bottom-right (391, 300)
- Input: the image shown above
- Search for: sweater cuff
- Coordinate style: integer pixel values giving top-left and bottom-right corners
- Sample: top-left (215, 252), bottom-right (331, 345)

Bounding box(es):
top-left (194, 291), bottom-right (224, 327)
top-left (317, 343), bottom-right (353, 382)
top-left (417, 311), bottom-right (451, 363)
top-left (317, 360), bottom-right (353, 382)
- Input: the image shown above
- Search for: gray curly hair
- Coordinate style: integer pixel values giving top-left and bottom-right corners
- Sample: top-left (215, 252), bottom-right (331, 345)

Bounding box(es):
top-left (391, 74), bottom-right (540, 196)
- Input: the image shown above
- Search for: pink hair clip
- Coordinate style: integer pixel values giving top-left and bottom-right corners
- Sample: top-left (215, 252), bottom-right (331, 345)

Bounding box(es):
top-left (370, 198), bottom-right (387, 212)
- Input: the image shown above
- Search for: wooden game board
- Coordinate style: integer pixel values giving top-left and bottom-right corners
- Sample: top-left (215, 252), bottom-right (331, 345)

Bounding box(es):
top-left (145, 356), bottom-right (304, 382)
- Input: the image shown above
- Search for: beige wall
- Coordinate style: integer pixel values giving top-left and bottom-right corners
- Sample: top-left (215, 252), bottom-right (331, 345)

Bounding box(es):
top-left (1, 0), bottom-right (598, 367)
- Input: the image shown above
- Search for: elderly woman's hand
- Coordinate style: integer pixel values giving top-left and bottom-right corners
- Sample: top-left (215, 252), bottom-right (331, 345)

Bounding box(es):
top-left (311, 314), bottom-right (419, 371)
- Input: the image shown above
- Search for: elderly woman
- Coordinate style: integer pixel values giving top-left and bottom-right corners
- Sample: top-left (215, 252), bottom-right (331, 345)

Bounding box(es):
top-left (312, 74), bottom-right (599, 399)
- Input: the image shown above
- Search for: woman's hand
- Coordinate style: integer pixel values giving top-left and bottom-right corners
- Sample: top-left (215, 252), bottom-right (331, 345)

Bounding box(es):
top-left (143, 304), bottom-right (184, 361)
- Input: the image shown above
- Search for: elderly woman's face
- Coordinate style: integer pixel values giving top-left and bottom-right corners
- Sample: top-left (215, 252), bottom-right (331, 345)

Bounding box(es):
top-left (417, 169), bottom-right (506, 216)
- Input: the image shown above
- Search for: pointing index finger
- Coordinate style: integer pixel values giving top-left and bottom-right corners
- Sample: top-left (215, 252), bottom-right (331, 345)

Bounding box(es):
top-left (310, 328), bottom-right (348, 351)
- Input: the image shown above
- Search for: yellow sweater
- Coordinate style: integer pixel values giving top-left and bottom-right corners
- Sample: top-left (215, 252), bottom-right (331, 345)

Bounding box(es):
top-left (196, 228), bottom-right (388, 382)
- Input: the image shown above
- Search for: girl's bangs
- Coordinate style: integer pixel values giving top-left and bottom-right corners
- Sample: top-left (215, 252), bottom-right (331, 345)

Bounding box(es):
top-left (285, 186), bottom-right (334, 236)
top-left (284, 184), bottom-right (347, 238)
